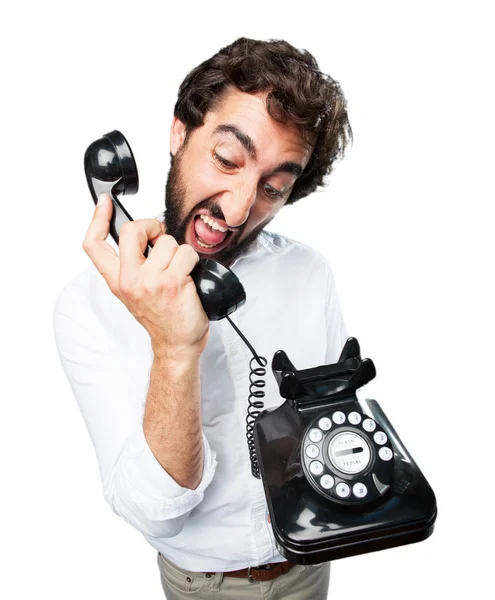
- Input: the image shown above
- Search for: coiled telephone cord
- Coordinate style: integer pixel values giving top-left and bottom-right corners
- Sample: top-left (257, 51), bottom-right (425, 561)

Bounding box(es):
top-left (226, 315), bottom-right (266, 478)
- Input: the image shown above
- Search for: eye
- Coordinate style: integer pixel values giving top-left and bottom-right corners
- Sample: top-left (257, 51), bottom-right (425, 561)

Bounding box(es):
top-left (214, 153), bottom-right (237, 170)
top-left (262, 183), bottom-right (284, 199)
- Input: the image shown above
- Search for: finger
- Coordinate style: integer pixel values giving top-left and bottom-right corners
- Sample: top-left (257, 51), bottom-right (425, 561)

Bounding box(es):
top-left (119, 218), bottom-right (165, 271)
top-left (149, 216), bottom-right (166, 246)
top-left (142, 233), bottom-right (181, 275)
top-left (167, 243), bottom-right (200, 279)
top-left (82, 193), bottom-right (120, 291)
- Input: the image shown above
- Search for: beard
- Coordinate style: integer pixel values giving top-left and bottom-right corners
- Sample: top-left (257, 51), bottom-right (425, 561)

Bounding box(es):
top-left (163, 145), bottom-right (271, 267)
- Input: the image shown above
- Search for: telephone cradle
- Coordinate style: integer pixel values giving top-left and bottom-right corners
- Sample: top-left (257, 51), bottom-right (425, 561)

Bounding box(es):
top-left (253, 337), bottom-right (437, 565)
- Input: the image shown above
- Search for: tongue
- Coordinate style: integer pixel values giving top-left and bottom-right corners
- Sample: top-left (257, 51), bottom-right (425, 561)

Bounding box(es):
top-left (194, 217), bottom-right (228, 245)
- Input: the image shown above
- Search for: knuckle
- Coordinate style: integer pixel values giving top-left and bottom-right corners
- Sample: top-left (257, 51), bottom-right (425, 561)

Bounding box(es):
top-left (166, 233), bottom-right (179, 246)
top-left (156, 219), bottom-right (166, 235)
top-left (155, 233), bottom-right (178, 247)
top-left (121, 221), bottom-right (145, 240)
top-left (180, 243), bottom-right (199, 260)
top-left (141, 278), bottom-right (157, 296)
top-left (119, 273), bottom-right (136, 297)
top-left (120, 221), bottom-right (133, 236)
top-left (120, 220), bottom-right (150, 246)
top-left (82, 236), bottom-right (93, 255)
top-left (160, 275), bottom-right (180, 296)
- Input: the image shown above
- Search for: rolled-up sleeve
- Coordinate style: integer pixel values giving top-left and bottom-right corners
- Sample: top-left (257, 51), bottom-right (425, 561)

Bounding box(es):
top-left (53, 283), bottom-right (217, 538)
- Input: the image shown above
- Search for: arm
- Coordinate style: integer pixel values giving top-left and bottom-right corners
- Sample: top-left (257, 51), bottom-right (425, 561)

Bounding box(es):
top-left (53, 280), bottom-right (217, 539)
top-left (54, 193), bottom-right (216, 537)
top-left (144, 353), bottom-right (203, 489)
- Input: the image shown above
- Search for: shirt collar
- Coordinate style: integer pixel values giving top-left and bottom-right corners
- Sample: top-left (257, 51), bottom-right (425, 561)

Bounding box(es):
top-left (229, 229), bottom-right (284, 268)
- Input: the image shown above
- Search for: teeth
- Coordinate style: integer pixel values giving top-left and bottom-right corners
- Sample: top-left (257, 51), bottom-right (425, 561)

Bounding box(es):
top-left (200, 214), bottom-right (228, 232)
top-left (196, 239), bottom-right (216, 249)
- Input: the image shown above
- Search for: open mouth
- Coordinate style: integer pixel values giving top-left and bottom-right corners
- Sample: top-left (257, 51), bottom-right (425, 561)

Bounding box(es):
top-left (186, 212), bottom-right (237, 255)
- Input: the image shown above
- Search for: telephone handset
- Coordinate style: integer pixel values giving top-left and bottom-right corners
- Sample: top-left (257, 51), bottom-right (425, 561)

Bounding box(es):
top-left (84, 131), bottom-right (437, 565)
top-left (83, 130), bottom-right (245, 321)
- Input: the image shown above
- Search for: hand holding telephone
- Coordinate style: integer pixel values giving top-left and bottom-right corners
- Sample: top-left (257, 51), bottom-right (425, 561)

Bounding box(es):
top-left (84, 130), bottom-right (245, 321)
top-left (84, 131), bottom-right (437, 565)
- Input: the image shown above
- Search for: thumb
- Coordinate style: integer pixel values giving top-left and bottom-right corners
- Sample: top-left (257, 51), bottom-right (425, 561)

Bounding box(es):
top-left (87, 193), bottom-right (113, 239)
top-left (97, 192), bottom-right (112, 210)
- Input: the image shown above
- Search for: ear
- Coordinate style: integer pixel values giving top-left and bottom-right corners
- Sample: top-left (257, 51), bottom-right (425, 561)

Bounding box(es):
top-left (170, 116), bottom-right (188, 156)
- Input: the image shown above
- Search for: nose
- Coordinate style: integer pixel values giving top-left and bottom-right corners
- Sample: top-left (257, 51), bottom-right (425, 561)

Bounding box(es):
top-left (221, 178), bottom-right (258, 228)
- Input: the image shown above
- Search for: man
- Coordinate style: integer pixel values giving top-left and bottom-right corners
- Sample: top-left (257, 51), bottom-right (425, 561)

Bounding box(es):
top-left (54, 38), bottom-right (351, 599)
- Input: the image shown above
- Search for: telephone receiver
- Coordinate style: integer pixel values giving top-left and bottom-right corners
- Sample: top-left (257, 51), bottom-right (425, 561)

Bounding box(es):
top-left (84, 130), bottom-right (246, 321)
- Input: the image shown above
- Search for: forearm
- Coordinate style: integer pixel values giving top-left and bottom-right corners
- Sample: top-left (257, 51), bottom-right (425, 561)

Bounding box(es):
top-left (143, 353), bottom-right (203, 489)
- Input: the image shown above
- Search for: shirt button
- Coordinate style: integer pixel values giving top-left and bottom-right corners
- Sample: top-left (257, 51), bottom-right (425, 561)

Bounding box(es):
top-left (254, 520), bottom-right (262, 532)
top-left (229, 345), bottom-right (238, 356)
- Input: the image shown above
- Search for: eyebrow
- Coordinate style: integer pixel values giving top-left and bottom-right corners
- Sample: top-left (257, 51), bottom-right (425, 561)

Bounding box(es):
top-left (212, 123), bottom-right (304, 179)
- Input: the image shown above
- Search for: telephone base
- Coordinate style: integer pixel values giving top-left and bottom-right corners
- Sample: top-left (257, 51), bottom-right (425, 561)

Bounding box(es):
top-left (275, 521), bottom-right (436, 565)
top-left (254, 397), bottom-right (437, 565)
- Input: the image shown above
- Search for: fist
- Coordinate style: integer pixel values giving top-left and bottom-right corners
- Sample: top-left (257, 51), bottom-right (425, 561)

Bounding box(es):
top-left (82, 194), bottom-right (209, 360)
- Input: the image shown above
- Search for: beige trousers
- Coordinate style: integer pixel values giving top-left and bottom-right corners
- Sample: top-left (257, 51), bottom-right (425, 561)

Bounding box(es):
top-left (157, 552), bottom-right (330, 600)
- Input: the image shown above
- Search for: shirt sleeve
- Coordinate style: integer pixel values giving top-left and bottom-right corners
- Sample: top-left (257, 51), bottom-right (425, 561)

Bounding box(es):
top-left (323, 260), bottom-right (349, 364)
top-left (52, 283), bottom-right (217, 539)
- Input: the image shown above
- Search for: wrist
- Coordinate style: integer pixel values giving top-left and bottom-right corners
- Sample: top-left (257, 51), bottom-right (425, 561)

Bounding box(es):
top-left (152, 345), bottom-right (202, 374)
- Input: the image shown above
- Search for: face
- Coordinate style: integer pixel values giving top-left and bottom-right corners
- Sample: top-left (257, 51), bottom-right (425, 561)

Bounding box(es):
top-left (164, 88), bottom-right (313, 266)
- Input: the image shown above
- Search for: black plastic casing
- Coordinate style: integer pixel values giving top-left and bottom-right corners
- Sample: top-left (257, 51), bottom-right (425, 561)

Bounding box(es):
top-left (84, 130), bottom-right (139, 246)
top-left (253, 340), bottom-right (437, 565)
top-left (254, 396), bottom-right (437, 564)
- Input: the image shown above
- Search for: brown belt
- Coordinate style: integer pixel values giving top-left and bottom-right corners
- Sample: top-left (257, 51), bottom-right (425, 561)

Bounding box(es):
top-left (206, 561), bottom-right (296, 582)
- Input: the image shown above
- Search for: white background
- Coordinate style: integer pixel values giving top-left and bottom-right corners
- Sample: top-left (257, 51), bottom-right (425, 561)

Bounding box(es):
top-left (1, 1), bottom-right (493, 598)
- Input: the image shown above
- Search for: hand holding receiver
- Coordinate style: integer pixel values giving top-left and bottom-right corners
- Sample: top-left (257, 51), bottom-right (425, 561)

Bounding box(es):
top-left (83, 194), bottom-right (210, 359)
top-left (84, 130), bottom-right (245, 322)
top-left (82, 130), bottom-right (253, 490)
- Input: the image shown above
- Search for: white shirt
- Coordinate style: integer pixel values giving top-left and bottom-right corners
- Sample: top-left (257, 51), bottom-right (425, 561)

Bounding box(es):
top-left (53, 230), bottom-right (348, 572)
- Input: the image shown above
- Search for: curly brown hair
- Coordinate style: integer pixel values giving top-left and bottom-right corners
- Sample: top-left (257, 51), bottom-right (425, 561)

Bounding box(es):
top-left (173, 37), bottom-right (352, 205)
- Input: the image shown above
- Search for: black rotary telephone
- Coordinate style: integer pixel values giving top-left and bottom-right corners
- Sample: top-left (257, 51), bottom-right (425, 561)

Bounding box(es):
top-left (84, 131), bottom-right (437, 565)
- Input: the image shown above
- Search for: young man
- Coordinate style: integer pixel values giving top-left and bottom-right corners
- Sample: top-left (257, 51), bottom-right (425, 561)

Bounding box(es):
top-left (54, 38), bottom-right (351, 599)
